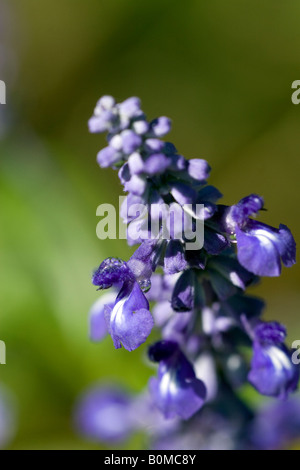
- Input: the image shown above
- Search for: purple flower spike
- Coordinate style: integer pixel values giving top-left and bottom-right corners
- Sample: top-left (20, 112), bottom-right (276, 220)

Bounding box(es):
top-left (87, 96), bottom-right (298, 438)
top-left (248, 321), bottom-right (299, 398)
top-left (148, 341), bottom-right (206, 420)
top-left (106, 280), bottom-right (154, 351)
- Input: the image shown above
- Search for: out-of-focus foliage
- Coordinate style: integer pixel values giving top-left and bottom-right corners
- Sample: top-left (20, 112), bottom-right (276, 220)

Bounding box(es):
top-left (0, 0), bottom-right (300, 449)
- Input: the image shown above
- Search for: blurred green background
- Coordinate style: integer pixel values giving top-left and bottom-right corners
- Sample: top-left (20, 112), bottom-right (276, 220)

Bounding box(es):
top-left (1, 0), bottom-right (300, 449)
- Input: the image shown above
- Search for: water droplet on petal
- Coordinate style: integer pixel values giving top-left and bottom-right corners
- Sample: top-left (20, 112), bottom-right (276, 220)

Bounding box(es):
top-left (139, 279), bottom-right (151, 293)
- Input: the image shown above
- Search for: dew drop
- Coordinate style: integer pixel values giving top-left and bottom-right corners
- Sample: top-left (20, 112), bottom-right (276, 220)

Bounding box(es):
top-left (139, 279), bottom-right (151, 293)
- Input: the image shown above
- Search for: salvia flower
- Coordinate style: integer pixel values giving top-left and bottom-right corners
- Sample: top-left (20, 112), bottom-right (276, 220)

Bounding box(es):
top-left (248, 321), bottom-right (299, 398)
top-left (148, 341), bottom-right (206, 420)
top-left (224, 194), bottom-right (296, 276)
top-left (92, 257), bottom-right (154, 351)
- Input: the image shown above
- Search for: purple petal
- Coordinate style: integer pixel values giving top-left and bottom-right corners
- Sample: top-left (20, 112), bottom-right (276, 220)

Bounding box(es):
top-left (109, 133), bottom-right (123, 150)
top-left (92, 258), bottom-right (135, 289)
top-left (194, 353), bottom-right (218, 402)
top-left (230, 194), bottom-right (264, 227)
top-left (193, 202), bottom-right (217, 220)
top-left (118, 97), bottom-right (142, 118)
top-left (149, 375), bottom-right (206, 420)
top-left (248, 342), bottom-right (299, 398)
top-left (146, 274), bottom-right (179, 302)
top-left (109, 281), bottom-right (153, 351)
top-left (204, 228), bottom-right (229, 255)
top-left (120, 194), bottom-right (144, 224)
top-left (121, 130), bottom-right (142, 154)
top-left (164, 240), bottom-right (188, 275)
top-left (254, 321), bottom-right (286, 345)
top-left (278, 224), bottom-right (296, 268)
top-left (132, 119), bottom-right (149, 135)
top-left (88, 111), bottom-right (114, 133)
top-left (89, 292), bottom-right (116, 341)
top-left (251, 397), bottom-right (300, 450)
top-left (148, 341), bottom-right (206, 419)
top-left (124, 175), bottom-right (146, 196)
top-left (168, 154), bottom-right (187, 171)
top-left (127, 152), bottom-right (144, 175)
top-left (118, 163), bottom-right (131, 184)
top-left (170, 182), bottom-right (198, 205)
top-left (75, 386), bottom-right (136, 443)
top-left (150, 116), bottom-right (172, 137)
top-left (187, 159), bottom-right (211, 182)
top-left (171, 270), bottom-right (204, 312)
top-left (127, 240), bottom-right (161, 281)
top-left (97, 146), bottom-right (122, 168)
top-left (162, 311), bottom-right (192, 344)
top-left (96, 95), bottom-right (115, 111)
top-left (144, 138), bottom-right (165, 153)
top-left (235, 223), bottom-right (282, 276)
top-left (152, 300), bottom-right (174, 327)
top-left (142, 153), bottom-right (171, 175)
